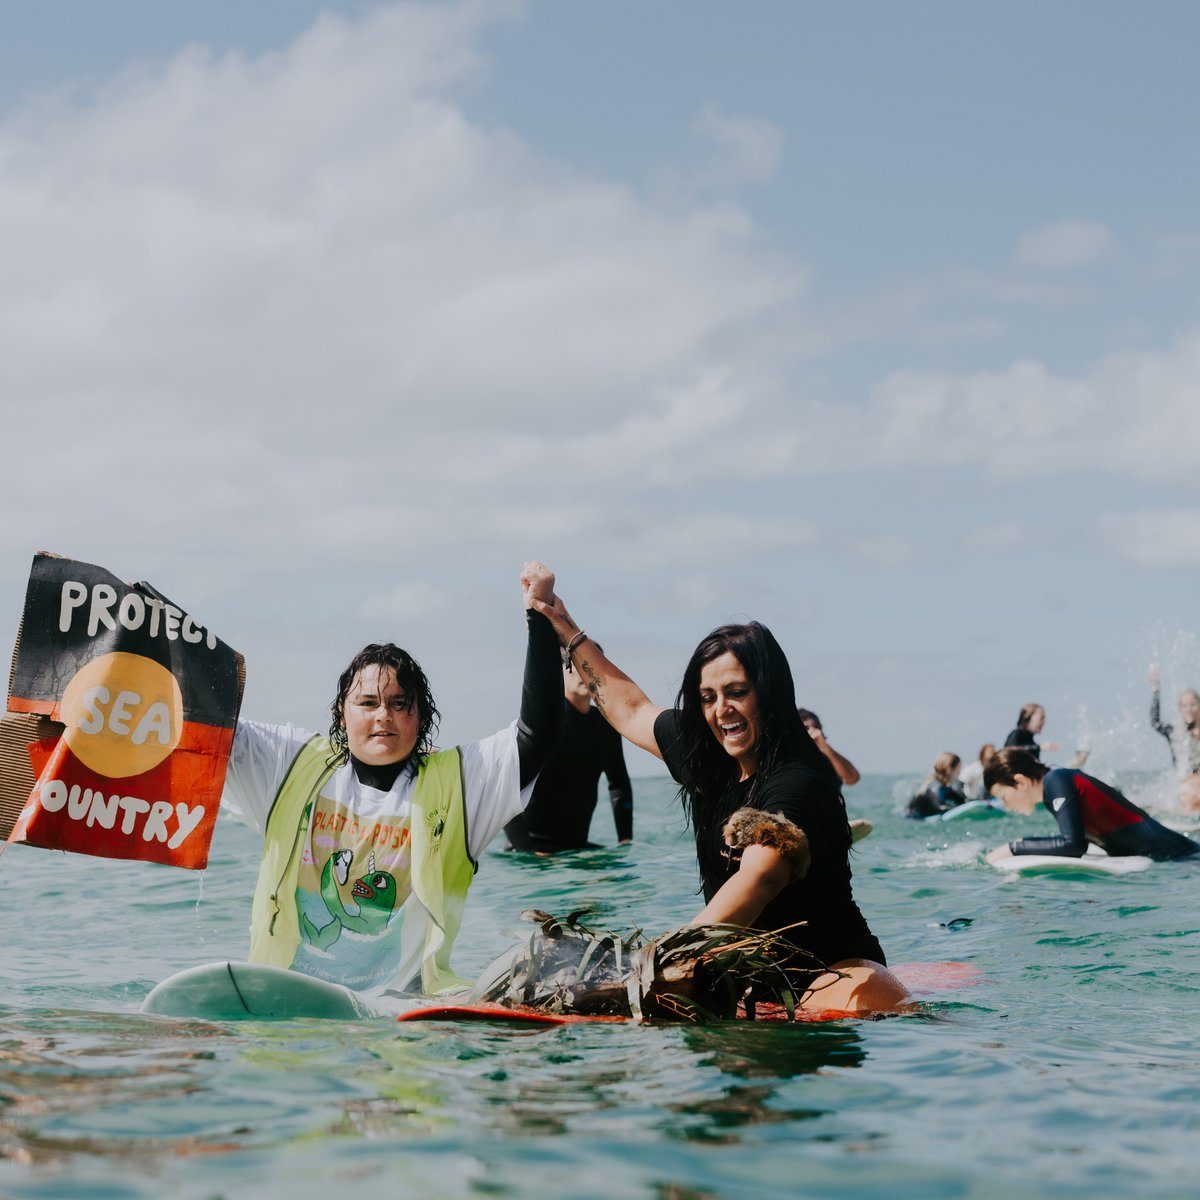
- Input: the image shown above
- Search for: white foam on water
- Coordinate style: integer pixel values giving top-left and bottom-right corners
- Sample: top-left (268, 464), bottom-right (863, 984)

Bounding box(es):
top-left (901, 840), bottom-right (984, 869)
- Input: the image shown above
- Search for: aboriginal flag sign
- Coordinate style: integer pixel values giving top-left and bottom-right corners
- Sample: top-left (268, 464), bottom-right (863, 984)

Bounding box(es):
top-left (0, 553), bottom-right (244, 870)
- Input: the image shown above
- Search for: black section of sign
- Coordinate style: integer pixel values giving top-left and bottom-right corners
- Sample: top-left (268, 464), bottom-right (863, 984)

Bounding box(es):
top-left (9, 554), bottom-right (242, 729)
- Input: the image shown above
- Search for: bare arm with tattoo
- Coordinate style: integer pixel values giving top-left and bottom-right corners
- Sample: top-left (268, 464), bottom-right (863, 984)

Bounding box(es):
top-left (527, 588), bottom-right (666, 760)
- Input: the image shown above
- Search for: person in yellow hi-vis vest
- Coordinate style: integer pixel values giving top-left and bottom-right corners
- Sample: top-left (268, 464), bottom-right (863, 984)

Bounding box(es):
top-left (219, 563), bottom-right (563, 997)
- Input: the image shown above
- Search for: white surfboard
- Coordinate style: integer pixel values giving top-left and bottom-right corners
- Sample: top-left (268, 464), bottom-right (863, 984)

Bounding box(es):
top-left (990, 853), bottom-right (1152, 877)
top-left (849, 818), bottom-right (874, 842)
top-left (140, 961), bottom-right (402, 1020)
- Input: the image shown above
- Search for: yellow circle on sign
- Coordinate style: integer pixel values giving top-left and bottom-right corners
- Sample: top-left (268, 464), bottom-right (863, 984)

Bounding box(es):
top-left (61, 651), bottom-right (184, 778)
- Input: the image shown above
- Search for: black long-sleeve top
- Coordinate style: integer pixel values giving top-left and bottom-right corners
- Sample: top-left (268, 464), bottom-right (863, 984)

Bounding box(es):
top-left (505, 702), bottom-right (633, 851)
top-left (653, 710), bottom-right (883, 969)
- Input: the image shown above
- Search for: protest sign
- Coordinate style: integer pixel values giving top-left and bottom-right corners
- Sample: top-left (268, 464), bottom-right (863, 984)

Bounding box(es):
top-left (1, 553), bottom-right (244, 869)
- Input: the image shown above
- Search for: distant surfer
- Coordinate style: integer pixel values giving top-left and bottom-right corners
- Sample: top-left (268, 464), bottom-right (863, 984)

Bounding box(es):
top-left (1147, 664), bottom-right (1200, 811)
top-left (983, 747), bottom-right (1200, 863)
top-left (504, 647), bottom-right (633, 853)
top-left (958, 743), bottom-right (996, 801)
top-left (797, 708), bottom-right (860, 786)
top-left (905, 752), bottom-right (966, 819)
top-left (1003, 703), bottom-right (1060, 761)
top-left (219, 562), bottom-right (563, 996)
top-left (526, 579), bottom-right (908, 1014)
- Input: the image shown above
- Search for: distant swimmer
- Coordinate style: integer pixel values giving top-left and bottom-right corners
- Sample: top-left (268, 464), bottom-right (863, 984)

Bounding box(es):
top-left (906, 752), bottom-right (966, 819)
top-left (959, 743), bottom-right (997, 801)
top-left (1147, 664), bottom-right (1200, 812)
top-left (1003, 703), bottom-right (1060, 761)
top-left (797, 708), bottom-right (860, 786)
top-left (983, 747), bottom-right (1200, 863)
top-left (505, 647), bottom-right (634, 853)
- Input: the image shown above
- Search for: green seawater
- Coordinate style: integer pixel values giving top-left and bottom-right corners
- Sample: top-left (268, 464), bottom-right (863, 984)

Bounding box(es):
top-left (3, 774), bottom-right (1199, 1199)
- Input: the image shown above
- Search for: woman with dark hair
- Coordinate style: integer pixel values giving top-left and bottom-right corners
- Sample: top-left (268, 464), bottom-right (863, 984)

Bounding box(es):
top-left (1003, 703), bottom-right (1060, 761)
top-left (527, 587), bottom-right (906, 1014)
top-left (983, 747), bottom-right (1200, 863)
top-left (219, 562), bottom-right (563, 997)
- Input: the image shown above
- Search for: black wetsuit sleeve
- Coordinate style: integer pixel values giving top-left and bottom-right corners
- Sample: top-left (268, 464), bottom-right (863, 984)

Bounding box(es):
top-left (516, 610), bottom-right (564, 789)
top-left (603, 725), bottom-right (634, 841)
top-left (1010, 771), bottom-right (1087, 856)
top-left (1149, 690), bottom-right (1177, 764)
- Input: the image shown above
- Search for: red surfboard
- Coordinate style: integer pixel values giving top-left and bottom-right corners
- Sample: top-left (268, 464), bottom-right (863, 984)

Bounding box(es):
top-left (395, 962), bottom-right (982, 1026)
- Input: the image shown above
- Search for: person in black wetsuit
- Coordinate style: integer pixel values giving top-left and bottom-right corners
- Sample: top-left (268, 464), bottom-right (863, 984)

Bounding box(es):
top-left (525, 580), bottom-right (908, 1014)
top-left (1003, 703), bottom-right (1060, 761)
top-left (1147, 664), bottom-right (1200, 811)
top-left (504, 652), bottom-right (634, 852)
top-left (982, 747), bottom-right (1200, 863)
top-left (905, 752), bottom-right (966, 818)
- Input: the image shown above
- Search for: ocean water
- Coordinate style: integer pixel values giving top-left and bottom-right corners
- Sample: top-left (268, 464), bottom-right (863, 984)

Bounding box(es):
top-left (3, 772), bottom-right (1200, 1199)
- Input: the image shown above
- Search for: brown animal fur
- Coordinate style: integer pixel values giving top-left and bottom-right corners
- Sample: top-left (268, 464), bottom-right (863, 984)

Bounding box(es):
top-left (721, 807), bottom-right (811, 880)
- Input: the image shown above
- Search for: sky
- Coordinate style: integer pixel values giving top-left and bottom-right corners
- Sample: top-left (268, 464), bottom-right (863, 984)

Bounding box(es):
top-left (1, 0), bottom-right (1198, 777)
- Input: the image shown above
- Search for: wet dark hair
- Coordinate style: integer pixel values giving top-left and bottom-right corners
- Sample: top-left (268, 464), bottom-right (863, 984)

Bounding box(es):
top-left (983, 746), bottom-right (1049, 792)
top-left (796, 707), bottom-right (822, 730)
top-left (328, 643), bottom-right (440, 774)
top-left (672, 622), bottom-right (837, 855)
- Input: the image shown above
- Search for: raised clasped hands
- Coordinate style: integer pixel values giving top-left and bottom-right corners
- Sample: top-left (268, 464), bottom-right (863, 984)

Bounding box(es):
top-left (520, 561), bottom-right (556, 608)
top-left (520, 561), bottom-right (577, 644)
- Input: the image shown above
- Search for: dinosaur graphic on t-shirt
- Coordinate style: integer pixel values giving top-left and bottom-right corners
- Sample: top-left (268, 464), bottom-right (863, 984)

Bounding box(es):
top-left (300, 849), bottom-right (398, 951)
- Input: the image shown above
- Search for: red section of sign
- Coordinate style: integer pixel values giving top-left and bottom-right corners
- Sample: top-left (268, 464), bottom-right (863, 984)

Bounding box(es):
top-left (6, 696), bottom-right (57, 717)
top-left (11, 720), bottom-right (234, 870)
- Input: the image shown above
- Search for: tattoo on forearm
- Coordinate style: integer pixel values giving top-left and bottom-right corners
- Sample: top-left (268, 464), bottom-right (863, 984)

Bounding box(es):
top-left (580, 657), bottom-right (606, 713)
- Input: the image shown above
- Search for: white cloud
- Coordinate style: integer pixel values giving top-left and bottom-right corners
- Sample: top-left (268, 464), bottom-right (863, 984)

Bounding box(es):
top-left (1151, 231), bottom-right (1200, 280)
top-left (846, 331), bottom-right (1200, 482)
top-left (0, 0), bottom-right (810, 591)
top-left (690, 104), bottom-right (784, 189)
top-left (1016, 219), bottom-right (1112, 270)
top-left (1096, 509), bottom-right (1200, 568)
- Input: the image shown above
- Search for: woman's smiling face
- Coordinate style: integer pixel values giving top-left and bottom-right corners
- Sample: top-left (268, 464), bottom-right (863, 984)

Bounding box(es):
top-left (698, 651), bottom-right (762, 780)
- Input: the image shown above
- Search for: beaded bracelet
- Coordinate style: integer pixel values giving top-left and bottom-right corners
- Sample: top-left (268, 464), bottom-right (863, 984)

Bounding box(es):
top-left (561, 629), bottom-right (588, 672)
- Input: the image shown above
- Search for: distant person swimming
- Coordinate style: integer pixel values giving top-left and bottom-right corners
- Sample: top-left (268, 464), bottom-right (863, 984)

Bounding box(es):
top-left (983, 747), bottom-right (1200, 863)
top-left (1003, 703), bottom-right (1060, 761)
top-left (1147, 664), bottom-right (1200, 812)
top-left (527, 576), bottom-right (908, 1014)
top-left (905, 752), bottom-right (966, 818)
top-left (797, 708), bottom-right (860, 786)
top-left (958, 743), bottom-right (996, 801)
